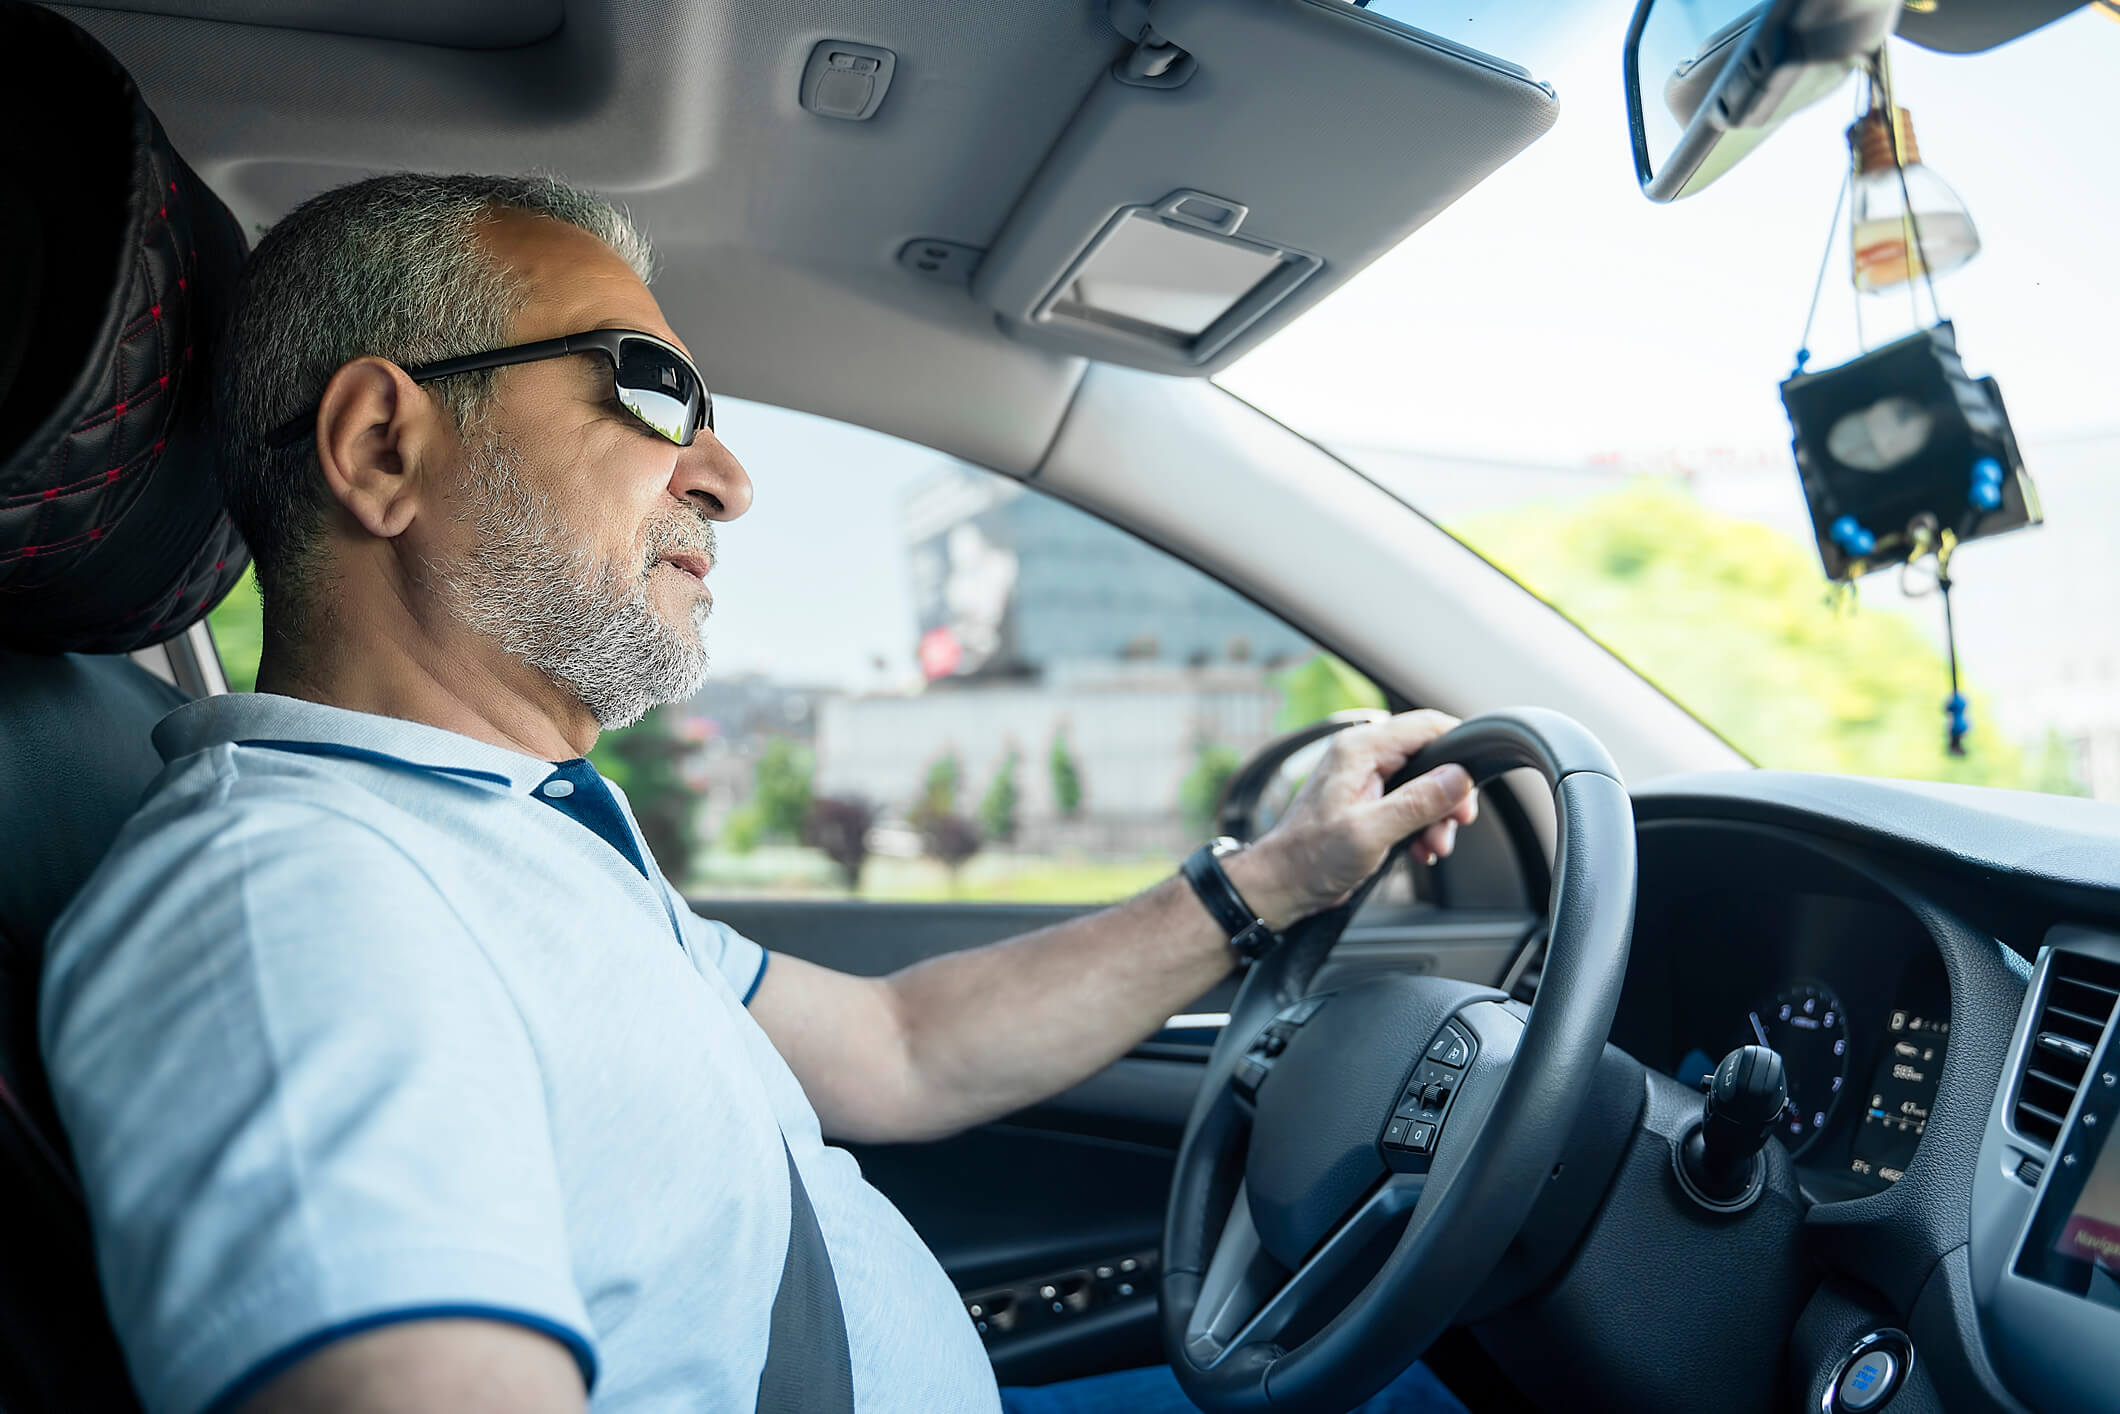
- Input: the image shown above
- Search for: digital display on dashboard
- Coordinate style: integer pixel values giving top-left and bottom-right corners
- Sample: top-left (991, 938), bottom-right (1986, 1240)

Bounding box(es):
top-left (1848, 1008), bottom-right (1949, 1185)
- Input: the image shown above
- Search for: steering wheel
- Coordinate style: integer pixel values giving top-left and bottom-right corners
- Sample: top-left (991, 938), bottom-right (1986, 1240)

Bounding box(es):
top-left (1160, 708), bottom-right (1637, 1413)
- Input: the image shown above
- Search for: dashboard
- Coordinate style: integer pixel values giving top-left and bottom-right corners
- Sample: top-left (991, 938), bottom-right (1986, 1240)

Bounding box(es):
top-left (1598, 772), bottom-right (2120, 1414)
top-left (1636, 884), bottom-right (1952, 1201)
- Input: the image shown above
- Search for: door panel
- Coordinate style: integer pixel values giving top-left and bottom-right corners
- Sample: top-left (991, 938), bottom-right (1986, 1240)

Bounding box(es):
top-left (691, 893), bottom-right (1539, 1382)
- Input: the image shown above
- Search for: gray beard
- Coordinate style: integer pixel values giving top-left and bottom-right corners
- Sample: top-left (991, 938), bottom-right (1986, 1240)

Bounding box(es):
top-left (434, 437), bottom-right (715, 730)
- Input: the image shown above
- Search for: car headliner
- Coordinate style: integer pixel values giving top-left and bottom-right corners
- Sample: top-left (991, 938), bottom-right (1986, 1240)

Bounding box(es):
top-left (56, 0), bottom-right (1149, 474)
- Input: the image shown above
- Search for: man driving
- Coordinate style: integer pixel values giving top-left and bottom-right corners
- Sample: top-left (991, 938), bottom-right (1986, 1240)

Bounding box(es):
top-left (43, 174), bottom-right (1479, 1414)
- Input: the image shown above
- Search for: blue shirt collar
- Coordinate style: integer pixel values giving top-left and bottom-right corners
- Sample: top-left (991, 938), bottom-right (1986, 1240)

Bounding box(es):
top-left (153, 693), bottom-right (560, 796)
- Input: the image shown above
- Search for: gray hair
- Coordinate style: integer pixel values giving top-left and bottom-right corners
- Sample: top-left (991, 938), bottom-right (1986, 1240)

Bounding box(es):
top-left (213, 172), bottom-right (654, 635)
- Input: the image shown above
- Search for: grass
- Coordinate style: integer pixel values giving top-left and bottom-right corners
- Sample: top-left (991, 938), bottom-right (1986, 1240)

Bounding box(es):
top-left (688, 845), bottom-right (1176, 904)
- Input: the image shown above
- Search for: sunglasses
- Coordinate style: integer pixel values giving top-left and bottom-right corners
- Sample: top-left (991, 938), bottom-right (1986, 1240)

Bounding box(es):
top-left (263, 328), bottom-right (713, 449)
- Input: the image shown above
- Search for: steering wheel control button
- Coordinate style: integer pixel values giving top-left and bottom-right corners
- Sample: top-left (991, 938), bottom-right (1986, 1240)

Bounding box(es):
top-left (1382, 1020), bottom-right (1481, 1169)
top-left (1826, 1330), bottom-right (1912, 1414)
top-left (1260, 1031), bottom-right (1288, 1057)
top-left (1425, 1025), bottom-right (1473, 1069)
top-left (1234, 1059), bottom-right (1269, 1096)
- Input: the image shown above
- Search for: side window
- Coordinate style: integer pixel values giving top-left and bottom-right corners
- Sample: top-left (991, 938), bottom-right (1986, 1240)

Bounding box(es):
top-left (667, 401), bottom-right (1382, 904)
top-left (205, 399), bottom-right (1387, 903)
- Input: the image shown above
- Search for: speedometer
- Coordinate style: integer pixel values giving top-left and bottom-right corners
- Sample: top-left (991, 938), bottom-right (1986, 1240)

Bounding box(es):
top-left (1747, 982), bottom-right (1851, 1156)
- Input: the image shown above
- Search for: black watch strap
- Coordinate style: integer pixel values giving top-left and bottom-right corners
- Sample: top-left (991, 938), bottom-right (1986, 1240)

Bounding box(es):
top-left (1181, 840), bottom-right (1279, 966)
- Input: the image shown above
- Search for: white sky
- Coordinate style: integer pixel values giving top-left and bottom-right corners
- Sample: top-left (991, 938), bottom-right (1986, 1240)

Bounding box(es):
top-left (1223, 3), bottom-right (2120, 462)
top-left (698, 3), bottom-right (2120, 694)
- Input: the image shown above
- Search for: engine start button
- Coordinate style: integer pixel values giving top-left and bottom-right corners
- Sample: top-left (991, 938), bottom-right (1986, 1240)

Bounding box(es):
top-left (1828, 1330), bottom-right (1911, 1413)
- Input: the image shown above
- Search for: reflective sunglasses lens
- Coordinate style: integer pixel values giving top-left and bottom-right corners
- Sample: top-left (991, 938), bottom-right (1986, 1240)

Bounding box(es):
top-left (615, 340), bottom-right (705, 445)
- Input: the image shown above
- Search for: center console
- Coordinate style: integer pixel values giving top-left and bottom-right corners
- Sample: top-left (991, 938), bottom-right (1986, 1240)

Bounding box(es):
top-left (1969, 925), bottom-right (2120, 1414)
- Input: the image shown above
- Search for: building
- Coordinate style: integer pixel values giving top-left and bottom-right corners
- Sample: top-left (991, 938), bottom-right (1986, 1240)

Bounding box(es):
top-left (813, 468), bottom-right (1323, 851)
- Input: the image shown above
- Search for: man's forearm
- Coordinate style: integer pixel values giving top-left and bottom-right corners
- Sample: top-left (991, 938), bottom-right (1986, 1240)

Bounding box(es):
top-left (751, 715), bottom-right (1476, 1145)
top-left (876, 853), bottom-right (1296, 1142)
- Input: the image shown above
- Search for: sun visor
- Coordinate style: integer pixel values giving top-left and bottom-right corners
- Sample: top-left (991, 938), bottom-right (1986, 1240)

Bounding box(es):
top-left (972, 0), bottom-right (1558, 376)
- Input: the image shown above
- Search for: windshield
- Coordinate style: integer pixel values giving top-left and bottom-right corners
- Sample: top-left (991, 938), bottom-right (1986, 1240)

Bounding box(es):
top-left (1225, 2), bottom-right (2118, 797)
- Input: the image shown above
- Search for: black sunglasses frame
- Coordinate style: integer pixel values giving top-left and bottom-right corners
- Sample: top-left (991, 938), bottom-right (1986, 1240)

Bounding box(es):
top-left (263, 328), bottom-right (713, 449)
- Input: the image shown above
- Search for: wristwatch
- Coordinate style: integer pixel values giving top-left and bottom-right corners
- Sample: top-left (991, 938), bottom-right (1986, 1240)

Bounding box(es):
top-left (1181, 836), bottom-right (1279, 966)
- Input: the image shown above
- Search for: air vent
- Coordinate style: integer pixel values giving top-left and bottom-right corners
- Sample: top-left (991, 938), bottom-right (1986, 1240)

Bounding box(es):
top-left (2013, 950), bottom-right (2120, 1148)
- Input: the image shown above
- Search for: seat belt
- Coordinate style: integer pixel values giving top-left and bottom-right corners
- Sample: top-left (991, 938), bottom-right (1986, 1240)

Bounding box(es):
top-left (757, 1139), bottom-right (855, 1413)
top-left (526, 759), bottom-right (853, 1407)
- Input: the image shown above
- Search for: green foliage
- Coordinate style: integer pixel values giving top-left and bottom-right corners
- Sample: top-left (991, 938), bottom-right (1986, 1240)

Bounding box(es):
top-left (720, 803), bottom-right (765, 854)
top-left (978, 751), bottom-right (1021, 843)
top-left (1272, 653), bottom-right (1387, 732)
top-left (588, 707), bottom-right (697, 882)
top-left (1179, 742), bottom-right (1243, 839)
top-left (751, 738), bottom-right (815, 841)
top-left (205, 566), bottom-right (265, 693)
top-left (1453, 481), bottom-right (2086, 793)
top-left (1048, 731), bottom-right (1084, 818)
top-left (921, 752), bottom-right (961, 818)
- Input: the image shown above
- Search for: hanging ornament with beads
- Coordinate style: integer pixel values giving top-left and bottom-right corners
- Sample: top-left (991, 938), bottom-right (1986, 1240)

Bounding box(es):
top-left (1778, 53), bottom-right (2041, 755)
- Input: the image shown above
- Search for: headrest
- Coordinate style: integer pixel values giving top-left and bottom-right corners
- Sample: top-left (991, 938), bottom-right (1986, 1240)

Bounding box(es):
top-left (0, 2), bottom-right (250, 655)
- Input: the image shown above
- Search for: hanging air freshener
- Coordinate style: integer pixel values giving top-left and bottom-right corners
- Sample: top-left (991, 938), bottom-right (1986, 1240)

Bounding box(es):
top-left (1782, 322), bottom-right (2039, 585)
top-left (1779, 54), bottom-right (2041, 755)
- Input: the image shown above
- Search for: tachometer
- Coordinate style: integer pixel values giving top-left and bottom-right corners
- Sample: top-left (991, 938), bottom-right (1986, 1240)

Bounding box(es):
top-left (1747, 982), bottom-right (1851, 1156)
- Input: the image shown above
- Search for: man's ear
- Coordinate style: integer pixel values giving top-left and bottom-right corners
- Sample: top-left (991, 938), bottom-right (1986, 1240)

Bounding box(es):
top-left (312, 356), bottom-right (446, 540)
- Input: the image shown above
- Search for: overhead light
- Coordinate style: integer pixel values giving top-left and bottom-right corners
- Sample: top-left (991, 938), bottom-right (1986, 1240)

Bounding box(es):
top-left (1847, 105), bottom-right (1981, 294)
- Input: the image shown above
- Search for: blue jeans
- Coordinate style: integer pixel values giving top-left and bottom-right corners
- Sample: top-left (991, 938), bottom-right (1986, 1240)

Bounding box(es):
top-left (1001, 1361), bottom-right (1468, 1414)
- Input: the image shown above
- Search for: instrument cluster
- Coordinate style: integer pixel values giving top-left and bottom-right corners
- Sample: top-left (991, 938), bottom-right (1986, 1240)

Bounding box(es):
top-left (1620, 885), bottom-right (1952, 1200)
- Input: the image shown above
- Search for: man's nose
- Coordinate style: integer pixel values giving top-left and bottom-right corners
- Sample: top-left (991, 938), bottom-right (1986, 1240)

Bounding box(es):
top-left (672, 430), bottom-right (753, 521)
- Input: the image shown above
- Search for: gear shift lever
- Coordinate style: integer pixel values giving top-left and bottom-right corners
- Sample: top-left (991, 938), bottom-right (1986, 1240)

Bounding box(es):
top-left (1675, 1044), bottom-right (1786, 1211)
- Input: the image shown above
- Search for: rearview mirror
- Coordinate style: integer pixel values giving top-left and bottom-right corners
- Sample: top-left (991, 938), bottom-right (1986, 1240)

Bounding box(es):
top-left (1624, 0), bottom-right (1902, 201)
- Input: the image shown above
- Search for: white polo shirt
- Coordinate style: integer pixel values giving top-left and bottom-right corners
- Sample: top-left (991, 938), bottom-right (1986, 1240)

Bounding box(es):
top-left (41, 693), bottom-right (998, 1414)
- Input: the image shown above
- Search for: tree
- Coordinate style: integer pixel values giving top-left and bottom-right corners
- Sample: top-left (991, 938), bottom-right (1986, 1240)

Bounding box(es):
top-left (1049, 731), bottom-right (1084, 818)
top-left (978, 751), bottom-right (1020, 843)
top-left (803, 795), bottom-right (877, 891)
top-left (589, 707), bottom-right (698, 884)
top-left (204, 566), bottom-right (265, 693)
top-left (1272, 653), bottom-right (1387, 732)
top-left (1179, 742), bottom-right (1242, 839)
top-left (1455, 480), bottom-right (2085, 792)
top-left (919, 811), bottom-right (984, 887)
top-left (921, 752), bottom-right (961, 819)
top-left (752, 738), bottom-right (815, 841)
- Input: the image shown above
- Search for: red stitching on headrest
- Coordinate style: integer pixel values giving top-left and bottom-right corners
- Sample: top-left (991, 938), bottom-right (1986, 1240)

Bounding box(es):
top-left (3, 462), bottom-right (138, 508)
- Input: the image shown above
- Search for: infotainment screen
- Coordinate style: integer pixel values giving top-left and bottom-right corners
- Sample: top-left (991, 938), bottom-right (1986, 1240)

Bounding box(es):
top-left (2014, 1021), bottom-right (2120, 1309)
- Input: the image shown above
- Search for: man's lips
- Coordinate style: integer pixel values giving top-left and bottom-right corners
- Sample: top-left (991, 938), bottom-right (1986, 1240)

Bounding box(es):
top-left (657, 550), bottom-right (713, 582)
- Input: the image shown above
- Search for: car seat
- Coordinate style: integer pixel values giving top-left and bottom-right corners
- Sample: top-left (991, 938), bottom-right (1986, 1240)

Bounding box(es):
top-left (0, 3), bottom-right (250, 1406)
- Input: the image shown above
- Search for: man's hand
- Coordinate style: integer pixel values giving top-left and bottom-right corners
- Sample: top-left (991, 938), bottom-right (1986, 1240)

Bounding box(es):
top-left (1224, 710), bottom-right (1478, 931)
